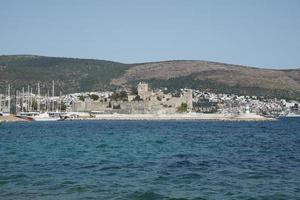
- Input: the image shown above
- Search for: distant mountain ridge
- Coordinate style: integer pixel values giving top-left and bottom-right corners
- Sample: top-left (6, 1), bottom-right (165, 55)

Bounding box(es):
top-left (0, 55), bottom-right (131, 94)
top-left (0, 55), bottom-right (299, 100)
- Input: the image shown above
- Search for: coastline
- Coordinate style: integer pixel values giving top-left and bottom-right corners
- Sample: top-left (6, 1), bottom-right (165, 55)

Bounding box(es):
top-left (0, 115), bottom-right (28, 123)
top-left (69, 113), bottom-right (276, 122)
top-left (0, 113), bottom-right (276, 123)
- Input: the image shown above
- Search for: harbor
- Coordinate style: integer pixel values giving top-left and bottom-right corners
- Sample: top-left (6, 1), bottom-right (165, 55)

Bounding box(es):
top-left (1, 1), bottom-right (300, 199)
top-left (66, 113), bottom-right (275, 121)
top-left (0, 82), bottom-right (298, 123)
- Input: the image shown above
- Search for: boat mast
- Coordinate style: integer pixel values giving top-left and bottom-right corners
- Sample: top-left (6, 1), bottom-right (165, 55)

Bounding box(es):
top-left (37, 82), bottom-right (40, 112)
top-left (18, 90), bottom-right (21, 114)
top-left (27, 85), bottom-right (30, 112)
top-left (7, 84), bottom-right (11, 113)
top-left (59, 91), bottom-right (62, 112)
top-left (47, 90), bottom-right (49, 112)
top-left (15, 90), bottom-right (19, 114)
top-left (22, 87), bottom-right (24, 112)
top-left (0, 94), bottom-right (2, 112)
top-left (52, 80), bottom-right (54, 112)
top-left (30, 87), bottom-right (33, 111)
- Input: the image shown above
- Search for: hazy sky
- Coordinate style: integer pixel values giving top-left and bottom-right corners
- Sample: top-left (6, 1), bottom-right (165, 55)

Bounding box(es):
top-left (1, 0), bottom-right (300, 68)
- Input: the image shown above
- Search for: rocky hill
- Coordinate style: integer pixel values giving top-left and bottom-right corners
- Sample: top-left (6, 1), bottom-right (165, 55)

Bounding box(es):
top-left (0, 55), bottom-right (299, 100)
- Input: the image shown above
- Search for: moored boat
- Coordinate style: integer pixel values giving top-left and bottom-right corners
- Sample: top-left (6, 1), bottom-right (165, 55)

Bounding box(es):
top-left (17, 112), bottom-right (61, 121)
top-left (0, 112), bottom-right (11, 117)
top-left (17, 112), bottom-right (40, 121)
top-left (285, 113), bottom-right (300, 118)
top-left (29, 112), bottom-right (61, 121)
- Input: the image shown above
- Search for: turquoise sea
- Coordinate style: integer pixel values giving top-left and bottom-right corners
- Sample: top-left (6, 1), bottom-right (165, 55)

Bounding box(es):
top-left (0, 119), bottom-right (300, 200)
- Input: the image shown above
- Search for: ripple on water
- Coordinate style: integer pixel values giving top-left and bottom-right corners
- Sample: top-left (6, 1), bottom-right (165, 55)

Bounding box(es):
top-left (0, 119), bottom-right (299, 199)
top-left (127, 191), bottom-right (194, 200)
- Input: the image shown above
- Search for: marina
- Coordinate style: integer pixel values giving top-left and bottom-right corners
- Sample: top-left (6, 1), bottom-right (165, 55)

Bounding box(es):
top-left (1, 1), bottom-right (300, 199)
top-left (0, 82), bottom-right (298, 123)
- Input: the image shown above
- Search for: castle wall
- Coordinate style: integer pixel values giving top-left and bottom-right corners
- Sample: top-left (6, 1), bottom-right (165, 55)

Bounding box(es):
top-left (72, 101), bottom-right (109, 112)
top-left (72, 87), bottom-right (193, 114)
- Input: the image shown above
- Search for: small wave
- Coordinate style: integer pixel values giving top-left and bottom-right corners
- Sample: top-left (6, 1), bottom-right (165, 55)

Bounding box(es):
top-left (0, 180), bottom-right (8, 186)
top-left (168, 160), bottom-right (196, 168)
top-left (172, 153), bottom-right (199, 159)
top-left (100, 165), bottom-right (122, 170)
top-left (178, 173), bottom-right (203, 179)
top-left (127, 191), bottom-right (198, 200)
top-left (96, 144), bottom-right (108, 148)
top-left (0, 174), bottom-right (27, 181)
top-left (80, 165), bottom-right (98, 169)
top-left (128, 191), bottom-right (208, 200)
top-left (66, 184), bottom-right (97, 193)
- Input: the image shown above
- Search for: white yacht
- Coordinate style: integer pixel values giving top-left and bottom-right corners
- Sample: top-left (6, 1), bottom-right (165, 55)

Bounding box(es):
top-left (285, 113), bottom-right (300, 118)
top-left (0, 112), bottom-right (11, 116)
top-left (31, 112), bottom-right (61, 121)
top-left (17, 112), bottom-right (61, 121)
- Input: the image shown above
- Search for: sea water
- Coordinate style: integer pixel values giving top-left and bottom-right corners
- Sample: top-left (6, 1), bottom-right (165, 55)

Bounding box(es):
top-left (0, 119), bottom-right (299, 200)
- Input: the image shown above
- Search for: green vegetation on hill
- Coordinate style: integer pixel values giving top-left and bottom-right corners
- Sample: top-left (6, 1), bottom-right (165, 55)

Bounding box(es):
top-left (0, 55), bottom-right (299, 101)
top-left (0, 55), bottom-right (131, 94)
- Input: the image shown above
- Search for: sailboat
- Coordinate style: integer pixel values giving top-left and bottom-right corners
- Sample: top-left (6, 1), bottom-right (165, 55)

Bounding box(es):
top-left (28, 112), bottom-right (61, 121)
top-left (16, 81), bottom-right (62, 122)
top-left (17, 112), bottom-right (61, 121)
top-left (0, 85), bottom-right (11, 117)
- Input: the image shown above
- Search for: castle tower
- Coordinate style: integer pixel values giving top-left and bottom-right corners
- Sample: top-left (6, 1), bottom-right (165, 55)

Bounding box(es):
top-left (137, 82), bottom-right (149, 100)
top-left (183, 89), bottom-right (193, 110)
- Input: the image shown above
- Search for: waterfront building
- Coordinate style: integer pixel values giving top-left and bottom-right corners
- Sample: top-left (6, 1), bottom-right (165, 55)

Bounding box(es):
top-left (71, 83), bottom-right (193, 114)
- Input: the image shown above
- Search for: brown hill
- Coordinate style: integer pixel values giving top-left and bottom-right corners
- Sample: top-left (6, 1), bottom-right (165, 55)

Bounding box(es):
top-left (0, 55), bottom-right (299, 100)
top-left (111, 60), bottom-right (300, 92)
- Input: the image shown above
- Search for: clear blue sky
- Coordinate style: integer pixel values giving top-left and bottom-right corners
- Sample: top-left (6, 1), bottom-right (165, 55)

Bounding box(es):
top-left (1, 0), bottom-right (300, 68)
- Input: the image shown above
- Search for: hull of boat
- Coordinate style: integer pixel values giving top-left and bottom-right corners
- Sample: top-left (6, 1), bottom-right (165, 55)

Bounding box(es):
top-left (17, 112), bottom-right (62, 122)
top-left (29, 117), bottom-right (61, 121)
top-left (16, 116), bottom-right (34, 121)
top-left (285, 115), bottom-right (300, 118)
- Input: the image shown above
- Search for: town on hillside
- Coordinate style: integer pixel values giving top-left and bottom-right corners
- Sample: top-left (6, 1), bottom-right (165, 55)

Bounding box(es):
top-left (0, 82), bottom-right (299, 121)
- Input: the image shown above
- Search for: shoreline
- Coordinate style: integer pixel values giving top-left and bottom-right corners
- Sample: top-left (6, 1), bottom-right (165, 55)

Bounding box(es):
top-left (69, 113), bottom-right (276, 122)
top-left (0, 115), bottom-right (28, 123)
top-left (1, 113), bottom-right (276, 123)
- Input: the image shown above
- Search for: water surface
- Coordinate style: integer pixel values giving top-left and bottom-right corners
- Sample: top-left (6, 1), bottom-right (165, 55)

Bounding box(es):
top-left (0, 119), bottom-right (300, 200)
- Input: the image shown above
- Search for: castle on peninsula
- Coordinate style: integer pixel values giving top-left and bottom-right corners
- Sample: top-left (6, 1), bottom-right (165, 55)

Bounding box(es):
top-left (72, 82), bottom-right (193, 114)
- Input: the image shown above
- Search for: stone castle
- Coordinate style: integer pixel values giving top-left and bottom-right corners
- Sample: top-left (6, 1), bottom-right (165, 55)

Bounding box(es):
top-left (72, 82), bottom-right (193, 114)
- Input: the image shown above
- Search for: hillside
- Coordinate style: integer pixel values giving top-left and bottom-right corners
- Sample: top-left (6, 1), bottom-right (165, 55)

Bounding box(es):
top-left (0, 55), bottom-right (300, 100)
top-left (0, 55), bottom-right (131, 94)
top-left (112, 60), bottom-right (300, 100)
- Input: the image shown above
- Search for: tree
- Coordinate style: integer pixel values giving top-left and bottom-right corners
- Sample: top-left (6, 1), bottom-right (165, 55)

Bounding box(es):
top-left (177, 103), bottom-right (188, 113)
top-left (113, 104), bottom-right (121, 109)
top-left (90, 94), bottom-right (99, 101)
top-left (110, 92), bottom-right (120, 101)
top-left (110, 91), bottom-right (128, 101)
top-left (120, 91), bottom-right (128, 101)
top-left (133, 95), bottom-right (142, 101)
top-left (79, 95), bottom-right (85, 101)
top-left (61, 103), bottom-right (67, 111)
top-left (131, 87), bottom-right (138, 95)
